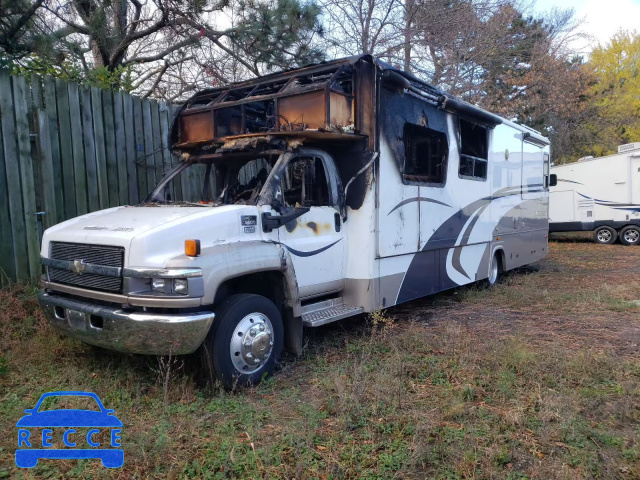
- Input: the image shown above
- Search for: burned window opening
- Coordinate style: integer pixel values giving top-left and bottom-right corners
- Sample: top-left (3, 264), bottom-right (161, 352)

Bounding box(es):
top-left (459, 119), bottom-right (488, 181)
top-left (282, 156), bottom-right (330, 208)
top-left (147, 156), bottom-right (275, 206)
top-left (403, 123), bottom-right (448, 185)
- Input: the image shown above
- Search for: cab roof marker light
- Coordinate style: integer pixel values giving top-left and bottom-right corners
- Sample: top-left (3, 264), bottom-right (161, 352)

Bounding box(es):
top-left (185, 239), bottom-right (201, 257)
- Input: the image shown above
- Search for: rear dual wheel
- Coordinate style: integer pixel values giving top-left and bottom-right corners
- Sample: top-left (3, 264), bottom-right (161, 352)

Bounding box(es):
top-left (486, 252), bottom-right (502, 287)
top-left (201, 294), bottom-right (283, 389)
top-left (620, 225), bottom-right (640, 246)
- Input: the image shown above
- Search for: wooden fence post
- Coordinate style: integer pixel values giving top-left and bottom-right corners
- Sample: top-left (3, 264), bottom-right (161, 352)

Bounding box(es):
top-left (12, 75), bottom-right (41, 279)
top-left (0, 72), bottom-right (180, 283)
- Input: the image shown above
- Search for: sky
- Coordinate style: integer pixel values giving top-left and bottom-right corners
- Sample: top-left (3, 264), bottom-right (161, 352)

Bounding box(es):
top-left (532, 0), bottom-right (640, 52)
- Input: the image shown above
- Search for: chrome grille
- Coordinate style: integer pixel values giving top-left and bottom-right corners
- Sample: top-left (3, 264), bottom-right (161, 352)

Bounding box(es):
top-left (50, 242), bottom-right (124, 267)
top-left (49, 242), bottom-right (124, 293)
top-left (48, 269), bottom-right (123, 292)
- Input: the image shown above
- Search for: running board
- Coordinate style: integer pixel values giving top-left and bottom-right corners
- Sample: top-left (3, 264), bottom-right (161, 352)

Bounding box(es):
top-left (302, 304), bottom-right (364, 327)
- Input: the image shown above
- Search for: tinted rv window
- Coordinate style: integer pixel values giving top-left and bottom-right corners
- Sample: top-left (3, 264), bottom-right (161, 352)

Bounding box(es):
top-left (403, 124), bottom-right (448, 185)
top-left (458, 119), bottom-right (488, 181)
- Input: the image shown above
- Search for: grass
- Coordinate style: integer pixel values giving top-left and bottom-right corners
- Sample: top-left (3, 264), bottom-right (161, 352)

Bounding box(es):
top-left (1, 239), bottom-right (640, 479)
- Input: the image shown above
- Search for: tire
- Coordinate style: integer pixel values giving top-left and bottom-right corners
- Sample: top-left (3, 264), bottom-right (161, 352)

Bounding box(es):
top-left (619, 225), bottom-right (640, 246)
top-left (201, 294), bottom-right (283, 389)
top-left (593, 226), bottom-right (617, 245)
top-left (486, 252), bottom-right (501, 287)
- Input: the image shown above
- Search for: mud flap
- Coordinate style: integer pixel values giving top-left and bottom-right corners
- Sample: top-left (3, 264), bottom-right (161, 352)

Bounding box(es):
top-left (283, 310), bottom-right (303, 356)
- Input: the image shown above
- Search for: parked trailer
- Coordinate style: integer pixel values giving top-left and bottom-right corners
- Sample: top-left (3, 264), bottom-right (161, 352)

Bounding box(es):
top-left (549, 143), bottom-right (640, 245)
top-left (38, 55), bottom-right (551, 388)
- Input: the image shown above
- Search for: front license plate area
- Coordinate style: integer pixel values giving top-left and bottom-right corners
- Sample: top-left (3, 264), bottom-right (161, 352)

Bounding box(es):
top-left (67, 309), bottom-right (87, 331)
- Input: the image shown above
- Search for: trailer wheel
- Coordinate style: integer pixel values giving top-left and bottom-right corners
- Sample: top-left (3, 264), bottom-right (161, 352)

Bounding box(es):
top-left (201, 294), bottom-right (283, 389)
top-left (594, 226), bottom-right (617, 245)
top-left (487, 253), bottom-right (501, 287)
top-left (619, 225), bottom-right (640, 246)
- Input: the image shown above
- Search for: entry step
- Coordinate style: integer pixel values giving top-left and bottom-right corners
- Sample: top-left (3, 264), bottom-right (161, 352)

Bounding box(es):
top-left (302, 304), bottom-right (364, 327)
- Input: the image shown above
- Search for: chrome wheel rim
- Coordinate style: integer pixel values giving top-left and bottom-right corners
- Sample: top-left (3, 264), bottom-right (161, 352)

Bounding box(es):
top-left (597, 229), bottom-right (612, 243)
top-left (624, 229), bottom-right (639, 244)
top-left (488, 257), bottom-right (499, 284)
top-left (230, 313), bottom-right (274, 374)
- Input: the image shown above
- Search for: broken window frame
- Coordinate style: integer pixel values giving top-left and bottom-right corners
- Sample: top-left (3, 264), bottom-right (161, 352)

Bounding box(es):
top-left (458, 118), bottom-right (489, 182)
top-left (402, 123), bottom-right (449, 187)
top-left (281, 156), bottom-right (331, 208)
top-left (260, 150), bottom-right (344, 213)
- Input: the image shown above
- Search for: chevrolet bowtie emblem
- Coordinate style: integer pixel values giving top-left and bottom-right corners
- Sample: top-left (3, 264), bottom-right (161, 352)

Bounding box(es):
top-left (71, 259), bottom-right (87, 274)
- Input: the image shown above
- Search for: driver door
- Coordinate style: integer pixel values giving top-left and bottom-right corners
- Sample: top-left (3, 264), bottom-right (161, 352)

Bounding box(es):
top-left (276, 152), bottom-right (346, 299)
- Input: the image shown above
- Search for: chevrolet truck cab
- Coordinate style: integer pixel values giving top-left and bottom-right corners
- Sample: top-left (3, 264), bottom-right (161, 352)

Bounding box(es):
top-left (39, 55), bottom-right (551, 388)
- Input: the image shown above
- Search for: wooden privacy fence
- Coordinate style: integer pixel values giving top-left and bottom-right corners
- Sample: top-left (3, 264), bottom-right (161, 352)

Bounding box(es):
top-left (0, 70), bottom-right (179, 285)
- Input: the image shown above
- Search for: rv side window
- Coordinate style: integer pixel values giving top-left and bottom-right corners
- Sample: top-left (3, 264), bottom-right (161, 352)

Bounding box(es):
top-left (282, 156), bottom-right (330, 207)
top-left (403, 123), bottom-right (448, 185)
top-left (458, 119), bottom-right (488, 181)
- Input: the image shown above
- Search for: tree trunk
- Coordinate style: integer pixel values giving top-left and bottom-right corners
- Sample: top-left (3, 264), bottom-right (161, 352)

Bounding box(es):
top-left (403, 0), bottom-right (412, 72)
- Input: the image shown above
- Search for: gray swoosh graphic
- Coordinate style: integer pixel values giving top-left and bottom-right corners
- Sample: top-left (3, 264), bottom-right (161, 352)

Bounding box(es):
top-left (451, 204), bottom-right (489, 280)
top-left (388, 197), bottom-right (452, 216)
top-left (280, 238), bottom-right (342, 257)
top-left (558, 179), bottom-right (583, 185)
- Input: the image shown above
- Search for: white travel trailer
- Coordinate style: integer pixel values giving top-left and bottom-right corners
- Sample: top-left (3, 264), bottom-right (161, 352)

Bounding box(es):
top-left (549, 143), bottom-right (640, 245)
top-left (38, 56), bottom-right (551, 388)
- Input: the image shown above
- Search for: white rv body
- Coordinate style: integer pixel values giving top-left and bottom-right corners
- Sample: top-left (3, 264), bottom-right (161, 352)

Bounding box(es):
top-left (549, 143), bottom-right (640, 245)
top-left (37, 56), bottom-right (551, 386)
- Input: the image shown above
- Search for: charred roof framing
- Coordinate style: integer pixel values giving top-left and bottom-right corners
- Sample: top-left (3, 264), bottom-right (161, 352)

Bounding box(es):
top-left (171, 56), bottom-right (377, 153)
top-left (170, 55), bottom-right (546, 159)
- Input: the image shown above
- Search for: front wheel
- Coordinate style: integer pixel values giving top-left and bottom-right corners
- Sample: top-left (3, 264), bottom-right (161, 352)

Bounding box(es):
top-left (619, 225), bottom-right (640, 246)
top-left (201, 294), bottom-right (283, 389)
top-left (594, 226), bottom-right (617, 245)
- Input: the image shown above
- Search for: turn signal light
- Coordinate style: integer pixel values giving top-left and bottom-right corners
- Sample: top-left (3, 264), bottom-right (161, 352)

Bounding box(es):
top-left (185, 239), bottom-right (201, 257)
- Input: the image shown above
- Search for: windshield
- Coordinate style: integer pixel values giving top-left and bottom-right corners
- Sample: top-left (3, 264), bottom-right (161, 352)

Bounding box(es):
top-left (146, 155), bottom-right (278, 206)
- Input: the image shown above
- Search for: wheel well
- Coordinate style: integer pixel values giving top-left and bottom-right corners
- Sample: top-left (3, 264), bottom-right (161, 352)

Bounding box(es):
top-left (493, 248), bottom-right (505, 272)
top-left (214, 271), bottom-right (288, 311)
top-left (213, 271), bottom-right (302, 356)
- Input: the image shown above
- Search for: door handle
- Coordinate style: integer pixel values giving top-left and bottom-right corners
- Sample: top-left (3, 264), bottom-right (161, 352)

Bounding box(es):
top-left (334, 213), bottom-right (341, 232)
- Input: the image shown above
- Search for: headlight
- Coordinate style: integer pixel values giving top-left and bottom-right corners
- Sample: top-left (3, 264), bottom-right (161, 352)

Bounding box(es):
top-left (152, 278), bottom-right (166, 293)
top-left (123, 268), bottom-right (202, 297)
top-left (173, 279), bottom-right (188, 295)
top-left (151, 278), bottom-right (188, 295)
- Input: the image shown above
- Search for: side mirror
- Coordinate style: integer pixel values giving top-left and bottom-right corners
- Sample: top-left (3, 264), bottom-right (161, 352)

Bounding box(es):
top-left (262, 208), bottom-right (310, 232)
top-left (549, 174), bottom-right (557, 187)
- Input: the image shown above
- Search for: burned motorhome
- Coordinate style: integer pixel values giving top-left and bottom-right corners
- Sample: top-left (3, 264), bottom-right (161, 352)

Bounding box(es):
top-left (38, 55), bottom-right (551, 388)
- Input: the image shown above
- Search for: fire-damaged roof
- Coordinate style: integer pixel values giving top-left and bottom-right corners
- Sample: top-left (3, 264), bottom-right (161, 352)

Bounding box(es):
top-left (170, 54), bottom-right (547, 157)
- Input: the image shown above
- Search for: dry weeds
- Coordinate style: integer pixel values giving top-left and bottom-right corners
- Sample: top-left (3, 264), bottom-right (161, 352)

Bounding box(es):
top-left (1, 238), bottom-right (639, 479)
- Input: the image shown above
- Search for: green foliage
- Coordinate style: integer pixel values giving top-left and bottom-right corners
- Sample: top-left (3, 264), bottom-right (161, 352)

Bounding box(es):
top-left (587, 30), bottom-right (640, 155)
top-left (230, 0), bottom-right (324, 71)
top-left (1, 55), bottom-right (134, 91)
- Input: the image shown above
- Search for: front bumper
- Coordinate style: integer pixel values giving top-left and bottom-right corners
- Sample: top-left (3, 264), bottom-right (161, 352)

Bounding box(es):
top-left (39, 291), bottom-right (214, 355)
